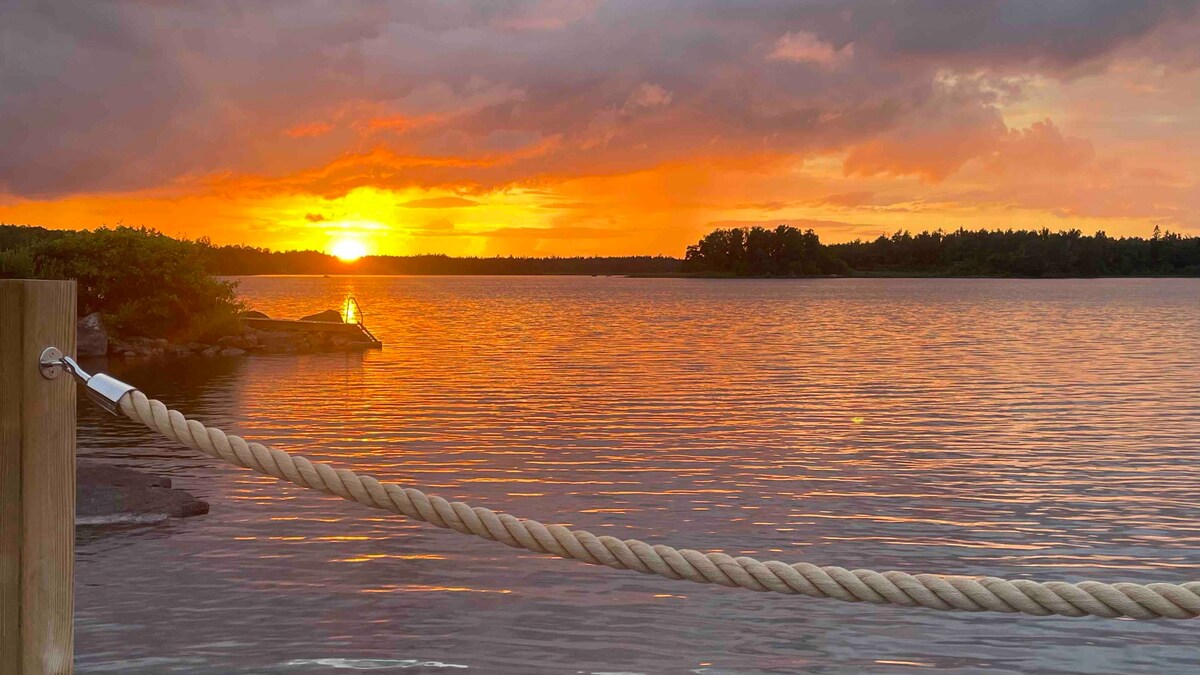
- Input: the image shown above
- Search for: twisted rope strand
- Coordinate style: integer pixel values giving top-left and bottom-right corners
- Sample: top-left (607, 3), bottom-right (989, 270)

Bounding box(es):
top-left (118, 390), bottom-right (1200, 620)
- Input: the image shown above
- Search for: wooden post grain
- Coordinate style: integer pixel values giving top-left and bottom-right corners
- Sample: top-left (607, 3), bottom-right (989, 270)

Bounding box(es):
top-left (1, 279), bottom-right (76, 674)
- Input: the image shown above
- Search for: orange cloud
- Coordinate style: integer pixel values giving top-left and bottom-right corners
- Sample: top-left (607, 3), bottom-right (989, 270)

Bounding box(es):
top-left (284, 122), bottom-right (335, 138)
top-left (984, 119), bottom-right (1094, 174)
top-left (401, 197), bottom-right (480, 208)
top-left (768, 32), bottom-right (853, 67)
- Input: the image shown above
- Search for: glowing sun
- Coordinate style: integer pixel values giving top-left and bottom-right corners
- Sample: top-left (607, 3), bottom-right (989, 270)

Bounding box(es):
top-left (330, 239), bottom-right (368, 262)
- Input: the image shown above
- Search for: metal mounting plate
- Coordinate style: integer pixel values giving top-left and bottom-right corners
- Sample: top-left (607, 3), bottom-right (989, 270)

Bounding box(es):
top-left (39, 347), bottom-right (64, 380)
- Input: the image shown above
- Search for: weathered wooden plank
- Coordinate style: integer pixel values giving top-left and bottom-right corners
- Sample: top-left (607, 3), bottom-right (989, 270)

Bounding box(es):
top-left (0, 279), bottom-right (76, 674)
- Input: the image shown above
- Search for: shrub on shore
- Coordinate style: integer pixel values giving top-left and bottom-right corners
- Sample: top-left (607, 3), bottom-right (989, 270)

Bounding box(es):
top-left (0, 245), bottom-right (36, 278)
top-left (3, 226), bottom-right (243, 340)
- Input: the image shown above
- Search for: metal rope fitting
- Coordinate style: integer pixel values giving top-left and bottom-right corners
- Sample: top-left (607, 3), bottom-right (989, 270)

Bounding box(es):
top-left (39, 347), bottom-right (138, 415)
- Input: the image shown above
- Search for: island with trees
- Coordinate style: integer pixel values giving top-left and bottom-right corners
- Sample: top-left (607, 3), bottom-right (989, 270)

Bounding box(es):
top-left (681, 225), bottom-right (1200, 277)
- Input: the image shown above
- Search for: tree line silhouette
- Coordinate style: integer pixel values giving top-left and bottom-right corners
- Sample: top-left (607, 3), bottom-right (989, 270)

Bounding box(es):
top-left (683, 225), bottom-right (1200, 277)
top-left (5, 223), bottom-right (1200, 279)
top-left (0, 225), bottom-right (679, 276)
top-left (682, 225), bottom-right (848, 276)
top-left (203, 243), bottom-right (680, 276)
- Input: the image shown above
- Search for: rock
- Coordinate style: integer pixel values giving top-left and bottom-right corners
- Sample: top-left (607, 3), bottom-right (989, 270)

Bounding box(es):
top-left (122, 350), bottom-right (136, 358)
top-left (187, 341), bottom-right (208, 352)
top-left (152, 338), bottom-right (169, 349)
top-left (299, 309), bottom-right (343, 323)
top-left (76, 459), bottom-right (209, 524)
top-left (241, 310), bottom-right (269, 319)
top-left (258, 331), bottom-right (299, 353)
top-left (201, 346), bottom-right (220, 357)
top-left (219, 347), bottom-right (246, 356)
top-left (77, 312), bottom-right (108, 356)
top-left (216, 334), bottom-right (250, 349)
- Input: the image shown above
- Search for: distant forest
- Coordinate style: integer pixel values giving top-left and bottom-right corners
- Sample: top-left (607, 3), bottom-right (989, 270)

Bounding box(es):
top-left (4, 223), bottom-right (1200, 279)
top-left (0, 225), bottom-right (680, 276)
top-left (683, 225), bottom-right (1200, 277)
top-left (206, 243), bottom-right (681, 276)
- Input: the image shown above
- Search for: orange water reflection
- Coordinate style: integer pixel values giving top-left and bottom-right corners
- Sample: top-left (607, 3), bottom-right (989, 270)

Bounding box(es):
top-left (74, 277), bottom-right (1200, 673)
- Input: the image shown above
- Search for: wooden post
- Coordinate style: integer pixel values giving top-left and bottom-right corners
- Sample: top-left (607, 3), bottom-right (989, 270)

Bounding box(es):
top-left (1, 279), bottom-right (76, 674)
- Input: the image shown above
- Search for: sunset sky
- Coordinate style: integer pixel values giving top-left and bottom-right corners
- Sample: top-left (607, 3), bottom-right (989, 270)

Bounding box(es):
top-left (2, 1), bottom-right (1199, 258)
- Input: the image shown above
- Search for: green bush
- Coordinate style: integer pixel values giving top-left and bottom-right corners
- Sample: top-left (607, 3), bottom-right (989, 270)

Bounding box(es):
top-left (0, 245), bottom-right (36, 278)
top-left (28, 226), bottom-right (243, 339)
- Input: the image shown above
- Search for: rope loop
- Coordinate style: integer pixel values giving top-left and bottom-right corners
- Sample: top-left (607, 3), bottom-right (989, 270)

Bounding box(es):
top-left (118, 390), bottom-right (1200, 620)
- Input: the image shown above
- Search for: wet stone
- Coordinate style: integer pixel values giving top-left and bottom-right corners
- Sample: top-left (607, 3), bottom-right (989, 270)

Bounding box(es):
top-left (77, 460), bottom-right (210, 526)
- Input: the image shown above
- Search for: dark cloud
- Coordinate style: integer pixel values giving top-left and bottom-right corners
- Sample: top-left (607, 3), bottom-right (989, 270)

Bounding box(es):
top-left (862, 0), bottom-right (1199, 71)
top-left (1, 0), bottom-right (1196, 198)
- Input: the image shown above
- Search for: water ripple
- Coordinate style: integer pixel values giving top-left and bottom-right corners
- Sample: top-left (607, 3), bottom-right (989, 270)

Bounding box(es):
top-left (74, 277), bottom-right (1200, 674)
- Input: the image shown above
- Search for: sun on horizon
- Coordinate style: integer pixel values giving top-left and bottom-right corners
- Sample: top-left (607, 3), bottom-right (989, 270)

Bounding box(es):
top-left (330, 239), bottom-right (368, 262)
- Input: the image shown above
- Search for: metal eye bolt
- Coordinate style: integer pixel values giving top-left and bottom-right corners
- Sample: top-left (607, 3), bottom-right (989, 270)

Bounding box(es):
top-left (39, 347), bottom-right (137, 415)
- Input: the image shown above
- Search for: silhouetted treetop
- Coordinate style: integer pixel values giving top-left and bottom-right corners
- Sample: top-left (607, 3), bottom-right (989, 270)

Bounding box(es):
top-left (682, 225), bottom-right (1200, 277)
top-left (682, 225), bottom-right (847, 276)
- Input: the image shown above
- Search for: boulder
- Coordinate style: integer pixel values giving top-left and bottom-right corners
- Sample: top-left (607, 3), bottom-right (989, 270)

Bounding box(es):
top-left (76, 312), bottom-right (108, 356)
top-left (299, 309), bottom-right (343, 323)
top-left (219, 347), bottom-right (246, 357)
top-left (258, 331), bottom-right (298, 352)
top-left (76, 460), bottom-right (210, 524)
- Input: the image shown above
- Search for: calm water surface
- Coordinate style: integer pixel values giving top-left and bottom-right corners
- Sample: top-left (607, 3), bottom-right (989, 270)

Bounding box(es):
top-left (74, 277), bottom-right (1200, 674)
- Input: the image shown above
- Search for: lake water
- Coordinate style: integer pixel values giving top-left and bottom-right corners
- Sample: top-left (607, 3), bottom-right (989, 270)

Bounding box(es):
top-left (74, 277), bottom-right (1200, 674)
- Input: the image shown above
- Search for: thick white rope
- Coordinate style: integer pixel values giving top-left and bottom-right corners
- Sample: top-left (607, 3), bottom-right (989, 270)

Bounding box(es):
top-left (118, 390), bottom-right (1200, 620)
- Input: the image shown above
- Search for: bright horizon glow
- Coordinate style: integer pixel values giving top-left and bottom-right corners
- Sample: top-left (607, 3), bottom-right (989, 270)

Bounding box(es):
top-left (330, 239), bottom-right (368, 262)
top-left (1, 4), bottom-right (1197, 255)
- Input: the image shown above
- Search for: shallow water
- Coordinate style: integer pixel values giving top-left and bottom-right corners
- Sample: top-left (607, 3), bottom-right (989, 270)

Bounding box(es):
top-left (75, 277), bottom-right (1200, 674)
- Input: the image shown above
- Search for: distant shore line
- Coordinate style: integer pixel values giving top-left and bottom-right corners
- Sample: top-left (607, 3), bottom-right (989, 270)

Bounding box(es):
top-left (216, 272), bottom-right (1200, 279)
top-left (626, 271), bottom-right (1200, 279)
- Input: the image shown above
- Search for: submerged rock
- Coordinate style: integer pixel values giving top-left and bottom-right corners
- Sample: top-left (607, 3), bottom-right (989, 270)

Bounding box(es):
top-left (77, 460), bottom-right (209, 525)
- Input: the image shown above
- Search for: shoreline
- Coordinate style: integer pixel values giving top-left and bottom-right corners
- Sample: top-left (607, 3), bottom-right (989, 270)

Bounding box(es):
top-left (213, 271), bottom-right (1200, 279)
top-left (629, 272), bottom-right (1200, 279)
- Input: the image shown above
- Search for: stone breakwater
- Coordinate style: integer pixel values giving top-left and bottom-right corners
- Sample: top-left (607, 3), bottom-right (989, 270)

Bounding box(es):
top-left (108, 326), bottom-right (368, 358)
top-left (78, 309), bottom-right (375, 358)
